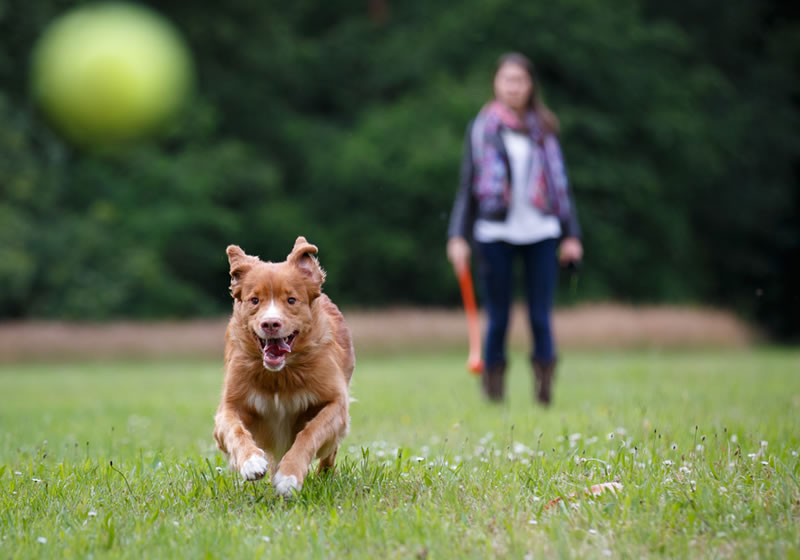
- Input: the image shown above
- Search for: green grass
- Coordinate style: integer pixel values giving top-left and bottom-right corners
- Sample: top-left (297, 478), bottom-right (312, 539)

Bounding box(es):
top-left (1, 348), bottom-right (799, 558)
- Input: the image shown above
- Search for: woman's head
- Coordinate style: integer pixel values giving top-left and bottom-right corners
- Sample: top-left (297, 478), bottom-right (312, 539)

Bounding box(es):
top-left (493, 52), bottom-right (559, 133)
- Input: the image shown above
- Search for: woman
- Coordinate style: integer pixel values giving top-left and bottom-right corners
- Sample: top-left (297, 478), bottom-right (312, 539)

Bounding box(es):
top-left (447, 52), bottom-right (583, 405)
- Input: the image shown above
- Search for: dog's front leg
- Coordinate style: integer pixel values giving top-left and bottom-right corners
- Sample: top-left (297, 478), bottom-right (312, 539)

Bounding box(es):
top-left (273, 399), bottom-right (348, 497)
top-left (213, 406), bottom-right (269, 481)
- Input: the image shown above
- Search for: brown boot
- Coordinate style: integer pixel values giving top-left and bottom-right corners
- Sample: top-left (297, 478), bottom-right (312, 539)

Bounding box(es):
top-left (532, 359), bottom-right (556, 405)
top-left (481, 361), bottom-right (506, 402)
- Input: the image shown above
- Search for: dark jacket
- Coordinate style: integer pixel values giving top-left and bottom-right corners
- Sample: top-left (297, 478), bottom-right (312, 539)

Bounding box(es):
top-left (447, 119), bottom-right (582, 242)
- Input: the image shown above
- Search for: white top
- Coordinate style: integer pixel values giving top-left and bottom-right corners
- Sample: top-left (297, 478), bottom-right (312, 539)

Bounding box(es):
top-left (473, 128), bottom-right (561, 245)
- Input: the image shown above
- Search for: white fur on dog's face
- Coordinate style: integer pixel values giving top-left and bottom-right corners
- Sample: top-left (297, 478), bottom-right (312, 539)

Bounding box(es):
top-left (242, 269), bottom-right (313, 371)
top-left (227, 239), bottom-right (325, 371)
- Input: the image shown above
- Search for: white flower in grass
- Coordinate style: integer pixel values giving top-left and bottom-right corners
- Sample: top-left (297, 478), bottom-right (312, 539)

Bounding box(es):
top-left (528, 519), bottom-right (538, 525)
top-left (37, 537), bottom-right (47, 544)
top-left (730, 434), bottom-right (738, 443)
top-left (671, 443), bottom-right (678, 451)
top-left (760, 461), bottom-right (769, 466)
top-left (32, 478), bottom-right (42, 483)
top-left (607, 432), bottom-right (615, 440)
top-left (663, 460), bottom-right (674, 466)
top-left (760, 440), bottom-right (768, 449)
top-left (696, 444), bottom-right (704, 452)
top-left (261, 536), bottom-right (271, 543)
top-left (513, 443), bottom-right (531, 455)
top-left (718, 486), bottom-right (727, 494)
top-left (588, 528), bottom-right (598, 535)
top-left (679, 466), bottom-right (691, 474)
top-left (88, 511), bottom-right (97, 517)
top-left (13, 472), bottom-right (21, 476)
top-left (748, 453), bottom-right (757, 460)
top-left (792, 451), bottom-right (798, 457)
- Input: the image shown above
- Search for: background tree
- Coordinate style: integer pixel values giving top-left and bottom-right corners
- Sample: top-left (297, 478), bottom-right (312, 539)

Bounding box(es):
top-left (0, 0), bottom-right (797, 339)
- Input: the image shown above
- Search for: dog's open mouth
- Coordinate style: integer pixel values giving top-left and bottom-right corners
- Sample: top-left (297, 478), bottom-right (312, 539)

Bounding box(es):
top-left (255, 331), bottom-right (298, 370)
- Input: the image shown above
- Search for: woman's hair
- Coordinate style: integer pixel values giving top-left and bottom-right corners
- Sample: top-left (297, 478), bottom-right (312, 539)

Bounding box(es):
top-left (494, 52), bottom-right (560, 134)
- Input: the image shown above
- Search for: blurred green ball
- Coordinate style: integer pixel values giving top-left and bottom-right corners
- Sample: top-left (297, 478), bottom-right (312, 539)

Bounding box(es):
top-left (31, 2), bottom-right (193, 147)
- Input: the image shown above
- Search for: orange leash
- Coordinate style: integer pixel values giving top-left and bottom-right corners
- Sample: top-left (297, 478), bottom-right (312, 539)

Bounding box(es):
top-left (457, 266), bottom-right (484, 375)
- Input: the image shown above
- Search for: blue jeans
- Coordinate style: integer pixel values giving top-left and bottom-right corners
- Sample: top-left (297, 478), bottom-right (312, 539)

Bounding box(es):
top-left (475, 238), bottom-right (558, 367)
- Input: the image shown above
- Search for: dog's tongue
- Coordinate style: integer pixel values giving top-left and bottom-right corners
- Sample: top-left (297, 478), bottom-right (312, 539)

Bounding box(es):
top-left (264, 337), bottom-right (291, 357)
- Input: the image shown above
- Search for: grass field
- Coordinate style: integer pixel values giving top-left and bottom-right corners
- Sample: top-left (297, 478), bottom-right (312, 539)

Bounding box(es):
top-left (1, 348), bottom-right (798, 558)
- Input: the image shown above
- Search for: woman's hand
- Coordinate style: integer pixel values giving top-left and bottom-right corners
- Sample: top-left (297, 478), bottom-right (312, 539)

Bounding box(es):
top-left (447, 236), bottom-right (471, 273)
top-left (559, 237), bottom-right (583, 265)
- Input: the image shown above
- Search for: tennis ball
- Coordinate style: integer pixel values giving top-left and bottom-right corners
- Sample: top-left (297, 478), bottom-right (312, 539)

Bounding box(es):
top-left (30, 2), bottom-right (193, 148)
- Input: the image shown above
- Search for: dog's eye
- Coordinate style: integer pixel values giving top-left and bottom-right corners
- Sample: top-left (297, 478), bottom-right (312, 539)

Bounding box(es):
top-left (250, 297), bottom-right (259, 305)
top-left (287, 297), bottom-right (296, 305)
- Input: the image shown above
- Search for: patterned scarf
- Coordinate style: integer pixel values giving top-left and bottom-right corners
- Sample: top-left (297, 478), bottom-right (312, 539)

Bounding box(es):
top-left (470, 100), bottom-right (570, 220)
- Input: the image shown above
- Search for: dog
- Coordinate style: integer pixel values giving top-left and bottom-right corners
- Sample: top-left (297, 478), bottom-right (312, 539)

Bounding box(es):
top-left (213, 236), bottom-right (355, 497)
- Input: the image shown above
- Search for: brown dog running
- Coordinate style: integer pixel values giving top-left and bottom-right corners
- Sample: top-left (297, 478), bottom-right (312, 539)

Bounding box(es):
top-left (213, 236), bottom-right (354, 497)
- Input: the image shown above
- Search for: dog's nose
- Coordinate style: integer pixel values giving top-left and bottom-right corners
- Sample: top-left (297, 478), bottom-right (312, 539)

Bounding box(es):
top-left (261, 318), bottom-right (282, 333)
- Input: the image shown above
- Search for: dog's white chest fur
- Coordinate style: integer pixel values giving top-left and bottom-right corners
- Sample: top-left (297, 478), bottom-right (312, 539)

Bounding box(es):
top-left (247, 390), bottom-right (319, 458)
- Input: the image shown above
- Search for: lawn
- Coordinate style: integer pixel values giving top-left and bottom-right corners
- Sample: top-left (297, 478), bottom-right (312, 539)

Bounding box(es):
top-left (1, 348), bottom-right (798, 558)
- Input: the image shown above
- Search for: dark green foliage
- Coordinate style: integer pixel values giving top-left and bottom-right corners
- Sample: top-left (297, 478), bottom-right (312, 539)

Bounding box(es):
top-left (0, 0), bottom-right (797, 337)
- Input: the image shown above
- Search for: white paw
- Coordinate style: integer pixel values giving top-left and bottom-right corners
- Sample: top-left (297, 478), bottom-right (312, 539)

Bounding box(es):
top-left (272, 471), bottom-right (301, 498)
top-left (240, 454), bottom-right (269, 481)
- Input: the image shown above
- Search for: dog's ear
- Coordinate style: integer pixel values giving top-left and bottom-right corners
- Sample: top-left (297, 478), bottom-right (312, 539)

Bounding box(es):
top-left (288, 236), bottom-right (326, 297)
top-left (226, 245), bottom-right (258, 300)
